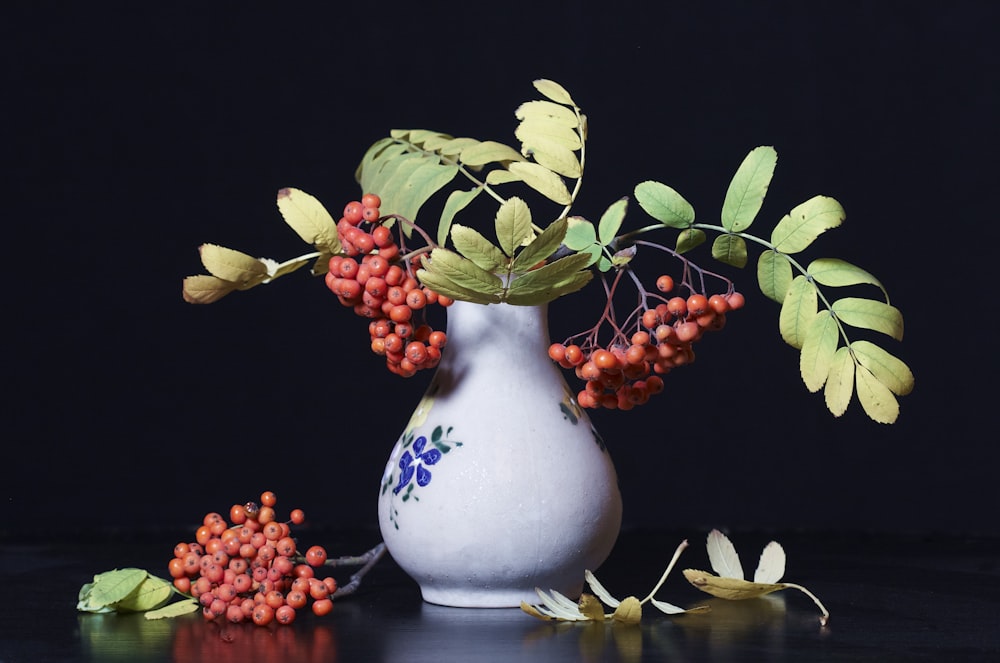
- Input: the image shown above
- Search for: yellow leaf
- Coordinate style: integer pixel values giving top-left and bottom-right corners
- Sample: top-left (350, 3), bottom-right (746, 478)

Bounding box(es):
top-left (507, 161), bottom-right (572, 204)
top-left (682, 569), bottom-right (786, 600)
top-left (856, 364), bottom-right (900, 424)
top-left (612, 596), bottom-right (642, 624)
top-left (778, 275), bottom-right (818, 349)
top-left (514, 100), bottom-right (579, 126)
top-left (799, 311), bottom-right (839, 392)
top-left (824, 346), bottom-right (855, 417)
top-left (578, 594), bottom-right (606, 621)
top-left (198, 244), bottom-right (268, 286)
top-left (275, 187), bottom-right (338, 251)
top-left (144, 599), bottom-right (201, 620)
top-left (532, 79), bottom-right (576, 106)
top-left (181, 274), bottom-right (237, 304)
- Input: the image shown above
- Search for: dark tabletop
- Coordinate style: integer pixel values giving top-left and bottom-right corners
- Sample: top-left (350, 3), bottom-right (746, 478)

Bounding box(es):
top-left (2, 528), bottom-right (998, 663)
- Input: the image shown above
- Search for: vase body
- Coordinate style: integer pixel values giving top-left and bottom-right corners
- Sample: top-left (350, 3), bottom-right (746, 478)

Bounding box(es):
top-left (377, 300), bottom-right (622, 608)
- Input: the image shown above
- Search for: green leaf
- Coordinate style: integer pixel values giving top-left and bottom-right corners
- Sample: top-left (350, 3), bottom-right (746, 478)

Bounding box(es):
top-left (494, 197), bottom-right (534, 256)
top-left (505, 253), bottom-right (593, 305)
top-left (451, 224), bottom-right (507, 272)
top-left (438, 187), bottom-right (484, 246)
top-left (275, 187), bottom-right (339, 251)
top-left (437, 137), bottom-right (481, 158)
top-left (385, 155), bottom-right (461, 223)
top-left (711, 234), bottom-right (748, 268)
top-left (113, 575), bottom-right (174, 613)
top-left (831, 297), bottom-right (904, 341)
top-left (563, 216), bottom-right (597, 250)
top-left (850, 340), bottom-right (915, 396)
top-left (518, 136), bottom-right (582, 178)
top-left (533, 79), bottom-right (576, 106)
top-left (424, 249), bottom-right (504, 296)
top-left (507, 161), bottom-right (573, 204)
top-left (634, 180), bottom-right (695, 229)
top-left (779, 275), bottom-right (818, 349)
top-left (598, 198), bottom-right (628, 246)
top-left (415, 267), bottom-right (501, 304)
top-left (515, 100), bottom-right (579, 126)
top-left (198, 244), bottom-right (268, 286)
top-left (807, 258), bottom-right (888, 300)
top-left (144, 599), bottom-right (201, 620)
top-left (757, 250), bottom-right (793, 303)
top-left (78, 569), bottom-right (147, 611)
top-left (721, 146), bottom-right (777, 232)
top-left (511, 217), bottom-right (568, 273)
top-left (675, 228), bottom-right (705, 253)
top-left (771, 196), bottom-right (845, 253)
top-left (799, 311), bottom-right (839, 392)
top-left (459, 140), bottom-right (524, 167)
top-left (485, 169), bottom-right (521, 185)
top-left (824, 346), bottom-right (855, 417)
top-left (856, 364), bottom-right (900, 424)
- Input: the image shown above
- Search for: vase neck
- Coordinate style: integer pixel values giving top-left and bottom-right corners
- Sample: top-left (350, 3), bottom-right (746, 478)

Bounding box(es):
top-left (441, 301), bottom-right (550, 368)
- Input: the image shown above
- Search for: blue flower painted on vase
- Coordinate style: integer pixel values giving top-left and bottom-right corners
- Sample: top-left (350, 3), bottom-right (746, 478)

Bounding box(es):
top-left (393, 436), bottom-right (442, 494)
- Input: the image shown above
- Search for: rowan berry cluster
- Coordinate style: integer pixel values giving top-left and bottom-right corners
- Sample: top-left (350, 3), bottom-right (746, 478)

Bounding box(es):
top-left (167, 491), bottom-right (336, 626)
top-left (324, 193), bottom-right (453, 377)
top-left (550, 272), bottom-right (745, 410)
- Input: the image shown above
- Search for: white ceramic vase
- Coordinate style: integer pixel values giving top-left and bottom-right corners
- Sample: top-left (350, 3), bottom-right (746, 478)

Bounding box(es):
top-left (377, 299), bottom-right (622, 608)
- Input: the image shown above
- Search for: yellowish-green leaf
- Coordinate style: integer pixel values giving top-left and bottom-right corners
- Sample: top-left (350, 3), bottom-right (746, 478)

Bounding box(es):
top-left (275, 187), bottom-right (339, 251)
top-left (800, 311), bottom-right (839, 392)
top-left (850, 340), bottom-right (914, 396)
top-left (515, 99), bottom-right (579, 126)
top-left (711, 234), bottom-right (748, 268)
top-left (519, 136), bottom-right (582, 178)
top-left (856, 364), bottom-right (900, 424)
top-left (80, 569), bottom-right (147, 610)
top-left (757, 250), bottom-right (793, 303)
top-left (807, 258), bottom-right (887, 300)
top-left (516, 117), bottom-right (582, 151)
top-left (533, 78), bottom-right (576, 106)
top-left (113, 575), bottom-right (174, 613)
top-left (199, 244), bottom-right (268, 286)
top-left (459, 140), bottom-right (524, 167)
top-left (510, 217), bottom-right (568, 273)
top-left (415, 268), bottom-right (502, 305)
top-left (182, 274), bottom-right (237, 304)
top-left (831, 297), bottom-right (904, 341)
top-left (425, 248), bottom-right (505, 294)
top-left (144, 599), bottom-right (201, 620)
top-left (612, 596), bottom-right (643, 624)
top-left (450, 224), bottom-right (506, 272)
top-left (494, 197), bottom-right (534, 256)
top-left (505, 255), bottom-right (593, 305)
top-left (779, 275), bottom-right (818, 349)
top-left (675, 228), bottom-right (706, 254)
top-left (824, 346), bottom-right (855, 417)
top-left (721, 146), bottom-right (777, 232)
top-left (437, 137), bottom-right (481, 158)
top-left (485, 169), bottom-right (522, 185)
top-left (682, 570), bottom-right (786, 601)
top-left (598, 198), bottom-right (628, 246)
top-left (507, 161), bottom-right (572, 204)
top-left (564, 216), bottom-right (597, 250)
top-left (771, 196), bottom-right (845, 253)
top-left (438, 187), bottom-right (484, 246)
top-left (385, 156), bottom-right (461, 224)
top-left (355, 136), bottom-right (400, 184)
top-left (634, 180), bottom-right (695, 229)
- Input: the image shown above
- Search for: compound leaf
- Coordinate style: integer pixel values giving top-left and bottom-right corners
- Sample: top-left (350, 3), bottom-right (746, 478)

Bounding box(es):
top-left (850, 340), bottom-right (915, 396)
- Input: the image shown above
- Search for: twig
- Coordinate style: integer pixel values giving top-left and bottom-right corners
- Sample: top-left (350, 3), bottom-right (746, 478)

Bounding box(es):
top-left (328, 542), bottom-right (388, 599)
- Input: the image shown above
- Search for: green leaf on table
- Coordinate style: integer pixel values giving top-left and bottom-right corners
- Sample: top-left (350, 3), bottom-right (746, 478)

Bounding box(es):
top-left (771, 196), bottom-right (845, 253)
top-left (450, 224), bottom-right (506, 272)
top-left (757, 250), bottom-right (793, 303)
top-left (113, 575), bottom-right (174, 613)
top-left (721, 146), bottom-right (777, 232)
top-left (145, 599), bottom-right (200, 620)
top-left (799, 311), bottom-right (839, 392)
top-left (850, 340), bottom-right (915, 396)
top-left (494, 197), bottom-right (534, 256)
top-left (634, 180), bottom-right (695, 229)
top-left (824, 346), bottom-right (855, 417)
top-left (830, 297), bottom-right (904, 340)
top-left (779, 275), bottom-right (818, 349)
top-left (711, 234), bottom-right (748, 268)
top-left (77, 568), bottom-right (148, 612)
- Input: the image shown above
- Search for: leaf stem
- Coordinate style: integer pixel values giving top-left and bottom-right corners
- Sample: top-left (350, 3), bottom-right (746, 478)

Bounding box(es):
top-left (781, 582), bottom-right (830, 627)
top-left (640, 539), bottom-right (689, 604)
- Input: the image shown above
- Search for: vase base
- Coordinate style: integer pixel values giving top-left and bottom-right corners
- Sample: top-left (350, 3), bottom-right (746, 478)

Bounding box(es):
top-left (418, 582), bottom-right (584, 609)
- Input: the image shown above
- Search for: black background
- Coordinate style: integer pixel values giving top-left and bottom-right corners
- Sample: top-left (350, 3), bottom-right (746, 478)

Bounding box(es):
top-left (4, 2), bottom-right (997, 542)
